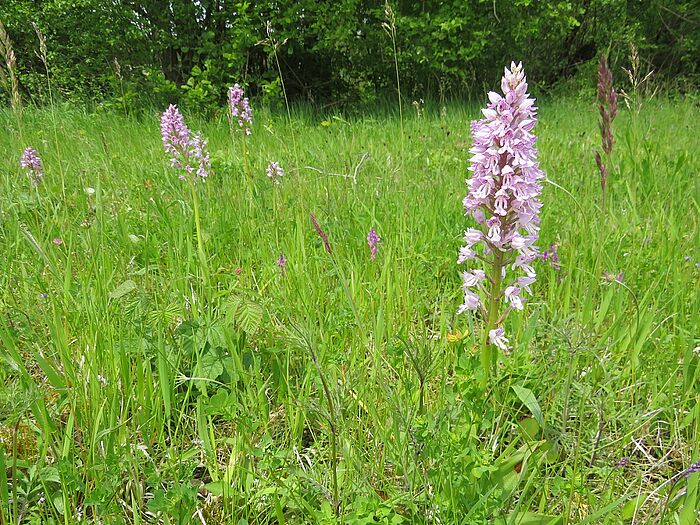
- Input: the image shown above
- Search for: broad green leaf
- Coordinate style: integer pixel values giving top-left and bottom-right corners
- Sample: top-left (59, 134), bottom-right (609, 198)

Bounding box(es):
top-left (199, 347), bottom-right (227, 380)
top-left (108, 279), bottom-right (137, 299)
top-left (512, 385), bottom-right (545, 428)
top-left (226, 296), bottom-right (263, 334)
top-left (680, 468), bottom-right (698, 525)
top-left (518, 417), bottom-right (541, 440)
top-left (492, 444), bottom-right (534, 498)
top-left (204, 481), bottom-right (224, 496)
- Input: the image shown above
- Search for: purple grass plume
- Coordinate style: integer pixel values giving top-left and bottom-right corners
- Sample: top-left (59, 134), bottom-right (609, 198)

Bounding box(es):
top-left (596, 56), bottom-right (617, 208)
top-left (228, 84), bottom-right (253, 135)
top-left (20, 147), bottom-right (44, 186)
top-left (277, 253), bottom-right (287, 273)
top-left (160, 104), bottom-right (211, 182)
top-left (367, 227), bottom-right (380, 261)
top-left (458, 62), bottom-right (544, 385)
top-left (266, 161), bottom-right (284, 184)
top-left (310, 211), bottom-right (332, 256)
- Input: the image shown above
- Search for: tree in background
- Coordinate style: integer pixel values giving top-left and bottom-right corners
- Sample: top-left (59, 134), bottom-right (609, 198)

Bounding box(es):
top-left (0, 0), bottom-right (697, 110)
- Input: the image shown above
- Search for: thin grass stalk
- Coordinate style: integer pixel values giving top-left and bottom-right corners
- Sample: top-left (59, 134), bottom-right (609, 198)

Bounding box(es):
top-left (310, 211), bottom-right (364, 332)
top-left (312, 346), bottom-right (340, 515)
top-left (189, 180), bottom-right (209, 286)
top-left (302, 330), bottom-right (339, 515)
top-left (285, 312), bottom-right (340, 515)
top-left (0, 447), bottom-right (7, 524)
top-left (267, 21), bottom-right (299, 166)
top-left (34, 23), bottom-right (66, 198)
top-left (11, 420), bottom-right (19, 524)
top-left (113, 57), bottom-right (127, 117)
top-left (383, 2), bottom-right (404, 149)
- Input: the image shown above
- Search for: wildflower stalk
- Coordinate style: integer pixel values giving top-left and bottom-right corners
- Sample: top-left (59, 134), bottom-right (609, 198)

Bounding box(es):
top-left (367, 227), bottom-right (380, 261)
top-left (310, 211), bottom-right (363, 334)
top-left (242, 133), bottom-right (250, 176)
top-left (228, 83), bottom-right (253, 200)
top-left (20, 147), bottom-right (44, 187)
top-left (458, 62), bottom-right (544, 389)
top-left (160, 105), bottom-right (212, 285)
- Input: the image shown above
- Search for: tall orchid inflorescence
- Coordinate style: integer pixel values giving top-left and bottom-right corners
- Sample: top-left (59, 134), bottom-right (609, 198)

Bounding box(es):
top-left (228, 84), bottom-right (253, 135)
top-left (459, 62), bottom-right (544, 385)
top-left (20, 147), bottom-right (44, 186)
top-left (595, 56), bottom-right (617, 210)
top-left (160, 104), bottom-right (211, 283)
top-left (160, 104), bottom-right (211, 182)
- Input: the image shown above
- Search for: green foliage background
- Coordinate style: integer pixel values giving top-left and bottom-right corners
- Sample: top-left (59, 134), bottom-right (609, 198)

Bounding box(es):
top-left (0, 0), bottom-right (698, 109)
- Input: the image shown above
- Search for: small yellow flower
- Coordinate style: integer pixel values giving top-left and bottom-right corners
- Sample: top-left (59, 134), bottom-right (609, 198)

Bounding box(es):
top-left (447, 329), bottom-right (468, 343)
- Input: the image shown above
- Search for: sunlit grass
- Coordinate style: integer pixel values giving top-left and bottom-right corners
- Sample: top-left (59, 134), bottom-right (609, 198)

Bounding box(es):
top-left (0, 98), bottom-right (698, 524)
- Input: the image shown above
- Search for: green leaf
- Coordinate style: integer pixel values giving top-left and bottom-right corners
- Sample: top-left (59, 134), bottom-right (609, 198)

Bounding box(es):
top-left (492, 444), bottom-right (531, 498)
top-left (108, 279), bottom-right (137, 299)
top-left (512, 385), bottom-right (545, 428)
top-left (680, 466), bottom-right (698, 525)
top-left (621, 497), bottom-right (640, 521)
top-left (0, 447), bottom-right (9, 514)
top-left (518, 417), bottom-right (541, 440)
top-left (578, 495), bottom-right (628, 524)
top-left (199, 346), bottom-right (230, 380)
top-left (207, 388), bottom-right (231, 412)
top-left (226, 296), bottom-right (263, 334)
top-left (52, 492), bottom-right (65, 515)
top-left (40, 466), bottom-right (61, 484)
top-left (204, 481), bottom-right (224, 496)
top-left (30, 346), bottom-right (66, 392)
top-left (497, 512), bottom-right (562, 525)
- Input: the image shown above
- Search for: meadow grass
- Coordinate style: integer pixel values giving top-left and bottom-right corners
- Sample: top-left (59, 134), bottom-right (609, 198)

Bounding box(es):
top-left (0, 98), bottom-right (698, 524)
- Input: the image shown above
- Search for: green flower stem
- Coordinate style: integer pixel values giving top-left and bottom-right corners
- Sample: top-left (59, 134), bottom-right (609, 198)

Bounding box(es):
top-left (481, 249), bottom-right (504, 389)
top-left (190, 180), bottom-right (209, 286)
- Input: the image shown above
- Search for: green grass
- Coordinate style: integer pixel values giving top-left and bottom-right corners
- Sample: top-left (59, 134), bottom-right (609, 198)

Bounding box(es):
top-left (0, 98), bottom-right (698, 524)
